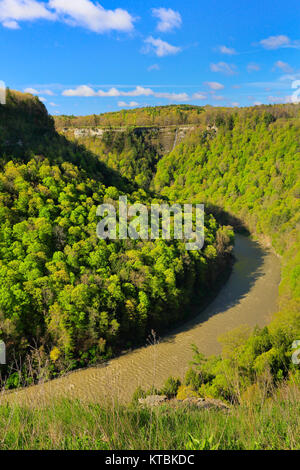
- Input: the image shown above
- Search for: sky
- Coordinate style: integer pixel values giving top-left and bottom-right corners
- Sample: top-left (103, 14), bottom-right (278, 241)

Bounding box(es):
top-left (1, 0), bottom-right (300, 115)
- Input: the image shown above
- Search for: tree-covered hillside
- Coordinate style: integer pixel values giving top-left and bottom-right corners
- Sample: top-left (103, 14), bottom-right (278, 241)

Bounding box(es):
top-left (152, 105), bottom-right (300, 397)
top-left (54, 104), bottom-right (204, 128)
top-left (0, 92), bottom-right (232, 388)
top-left (0, 89), bottom-right (130, 191)
top-left (62, 128), bottom-right (161, 190)
top-left (0, 93), bottom-right (299, 397)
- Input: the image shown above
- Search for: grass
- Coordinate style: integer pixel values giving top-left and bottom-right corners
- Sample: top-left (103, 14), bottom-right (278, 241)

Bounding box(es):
top-left (0, 383), bottom-right (299, 450)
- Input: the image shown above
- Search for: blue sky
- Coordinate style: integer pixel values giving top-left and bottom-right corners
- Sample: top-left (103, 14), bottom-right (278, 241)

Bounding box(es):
top-left (1, 0), bottom-right (300, 115)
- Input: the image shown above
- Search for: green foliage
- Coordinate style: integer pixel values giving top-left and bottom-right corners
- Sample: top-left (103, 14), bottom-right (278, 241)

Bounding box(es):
top-left (131, 386), bottom-right (146, 405)
top-left (185, 434), bottom-right (220, 450)
top-left (0, 93), bottom-right (231, 386)
top-left (1, 94), bottom-right (299, 404)
top-left (69, 128), bottom-right (160, 190)
top-left (161, 376), bottom-right (181, 398)
top-left (0, 387), bottom-right (299, 449)
top-left (153, 104), bottom-right (300, 401)
top-left (54, 104), bottom-right (205, 128)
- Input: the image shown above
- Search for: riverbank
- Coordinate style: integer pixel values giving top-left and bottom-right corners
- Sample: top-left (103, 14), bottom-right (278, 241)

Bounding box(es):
top-left (0, 381), bottom-right (298, 450)
top-left (2, 234), bottom-right (280, 406)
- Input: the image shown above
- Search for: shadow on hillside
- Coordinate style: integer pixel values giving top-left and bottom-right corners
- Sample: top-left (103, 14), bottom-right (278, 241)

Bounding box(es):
top-left (205, 203), bottom-right (250, 234)
top-left (0, 91), bottom-right (134, 191)
top-left (161, 233), bottom-right (267, 344)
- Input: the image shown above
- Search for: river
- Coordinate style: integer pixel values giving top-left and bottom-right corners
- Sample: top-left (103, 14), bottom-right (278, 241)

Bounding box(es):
top-left (3, 234), bottom-right (281, 405)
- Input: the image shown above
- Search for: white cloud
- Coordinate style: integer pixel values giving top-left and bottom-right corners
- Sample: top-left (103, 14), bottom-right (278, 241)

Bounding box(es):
top-left (44, 89), bottom-right (54, 95)
top-left (154, 91), bottom-right (188, 101)
top-left (273, 60), bottom-right (293, 73)
top-left (118, 101), bottom-right (139, 107)
top-left (2, 19), bottom-right (19, 28)
top-left (24, 87), bottom-right (39, 94)
top-left (204, 81), bottom-right (224, 90)
top-left (62, 85), bottom-right (188, 101)
top-left (212, 94), bottom-right (224, 101)
top-left (143, 36), bottom-right (181, 57)
top-left (152, 7), bottom-right (182, 32)
top-left (62, 85), bottom-right (115, 96)
top-left (247, 63), bottom-right (260, 72)
top-left (49, 102), bottom-right (58, 106)
top-left (218, 45), bottom-right (236, 55)
top-left (0, 0), bottom-right (55, 29)
top-left (48, 0), bottom-right (134, 33)
top-left (260, 35), bottom-right (290, 49)
top-left (210, 62), bottom-right (237, 75)
top-left (147, 64), bottom-right (160, 71)
top-left (24, 86), bottom-right (54, 95)
top-left (268, 95), bottom-right (292, 103)
top-left (192, 92), bottom-right (206, 100)
top-left (259, 35), bottom-right (300, 50)
top-left (121, 86), bottom-right (153, 97)
top-left (231, 102), bottom-right (239, 107)
top-left (0, 0), bottom-right (134, 32)
top-left (39, 96), bottom-right (47, 102)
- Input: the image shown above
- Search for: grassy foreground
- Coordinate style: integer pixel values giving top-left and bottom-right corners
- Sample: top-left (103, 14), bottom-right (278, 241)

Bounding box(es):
top-left (0, 382), bottom-right (299, 450)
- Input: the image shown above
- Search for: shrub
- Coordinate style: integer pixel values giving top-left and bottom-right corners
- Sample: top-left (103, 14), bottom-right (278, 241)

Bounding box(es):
top-left (161, 376), bottom-right (181, 398)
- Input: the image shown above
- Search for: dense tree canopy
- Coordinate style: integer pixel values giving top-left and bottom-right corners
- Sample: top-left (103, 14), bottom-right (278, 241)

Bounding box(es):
top-left (54, 104), bottom-right (205, 128)
top-left (0, 92), bottom-right (233, 386)
top-left (0, 92), bottom-right (299, 395)
top-left (153, 106), bottom-right (300, 397)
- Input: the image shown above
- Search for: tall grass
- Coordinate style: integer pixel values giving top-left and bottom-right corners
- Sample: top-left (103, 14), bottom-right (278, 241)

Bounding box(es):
top-left (0, 383), bottom-right (299, 450)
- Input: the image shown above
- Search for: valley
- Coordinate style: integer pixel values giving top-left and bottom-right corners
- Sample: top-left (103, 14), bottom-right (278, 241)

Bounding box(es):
top-left (3, 234), bottom-right (280, 405)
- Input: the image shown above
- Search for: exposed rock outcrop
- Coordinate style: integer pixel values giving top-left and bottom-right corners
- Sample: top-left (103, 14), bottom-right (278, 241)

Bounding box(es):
top-left (138, 395), bottom-right (230, 411)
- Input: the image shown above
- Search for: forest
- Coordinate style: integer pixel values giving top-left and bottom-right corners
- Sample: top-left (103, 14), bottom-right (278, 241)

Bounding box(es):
top-left (55, 99), bottom-right (300, 402)
top-left (151, 105), bottom-right (300, 399)
top-left (54, 104), bottom-right (205, 128)
top-left (0, 90), bottom-right (299, 400)
top-left (0, 91), bottom-right (233, 388)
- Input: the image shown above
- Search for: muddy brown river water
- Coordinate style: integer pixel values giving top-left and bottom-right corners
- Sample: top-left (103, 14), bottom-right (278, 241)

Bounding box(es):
top-left (3, 235), bottom-right (281, 406)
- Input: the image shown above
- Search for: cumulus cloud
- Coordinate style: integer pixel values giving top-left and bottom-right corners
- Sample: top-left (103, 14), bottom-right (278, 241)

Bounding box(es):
top-left (210, 62), bottom-right (237, 75)
top-left (192, 92), bottom-right (206, 100)
top-left (260, 35), bottom-right (290, 49)
top-left (259, 35), bottom-right (300, 50)
top-left (0, 0), bottom-right (56, 29)
top-left (147, 64), bottom-right (160, 71)
top-left (62, 85), bottom-right (188, 101)
top-left (2, 19), bottom-right (20, 28)
top-left (273, 60), bottom-right (293, 73)
top-left (211, 94), bottom-right (224, 101)
top-left (24, 86), bottom-right (54, 95)
top-left (0, 0), bottom-right (134, 32)
top-left (154, 91), bottom-right (188, 101)
top-left (118, 101), bottom-right (139, 107)
top-left (24, 87), bottom-right (39, 94)
top-left (143, 36), bottom-right (181, 57)
top-left (204, 81), bottom-right (224, 90)
top-left (152, 7), bottom-right (182, 32)
top-left (247, 63), bottom-right (260, 72)
top-left (48, 0), bottom-right (134, 33)
top-left (218, 45), bottom-right (236, 55)
top-left (268, 95), bottom-right (293, 104)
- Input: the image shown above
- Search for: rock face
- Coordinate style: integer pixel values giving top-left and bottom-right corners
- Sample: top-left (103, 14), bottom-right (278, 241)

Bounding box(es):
top-left (59, 125), bottom-right (196, 155)
top-left (180, 397), bottom-right (230, 411)
top-left (138, 395), bottom-right (168, 407)
top-left (138, 395), bottom-right (230, 411)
